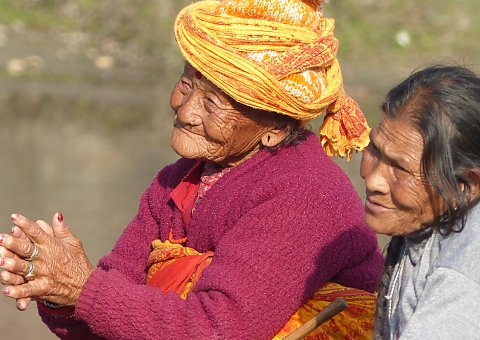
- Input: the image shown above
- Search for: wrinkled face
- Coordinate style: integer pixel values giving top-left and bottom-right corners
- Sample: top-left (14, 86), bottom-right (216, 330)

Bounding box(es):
top-left (170, 62), bottom-right (272, 167)
top-left (360, 114), bottom-right (445, 236)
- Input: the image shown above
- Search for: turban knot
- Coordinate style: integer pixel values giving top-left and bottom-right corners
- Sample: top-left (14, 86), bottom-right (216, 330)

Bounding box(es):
top-left (175, 0), bottom-right (370, 158)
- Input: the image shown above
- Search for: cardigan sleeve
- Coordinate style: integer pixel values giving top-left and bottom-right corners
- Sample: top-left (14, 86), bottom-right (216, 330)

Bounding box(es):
top-left (37, 171), bottom-right (170, 339)
top-left (56, 181), bottom-right (379, 339)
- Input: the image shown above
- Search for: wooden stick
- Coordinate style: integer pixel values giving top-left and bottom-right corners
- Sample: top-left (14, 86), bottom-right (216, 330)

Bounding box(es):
top-left (283, 298), bottom-right (348, 340)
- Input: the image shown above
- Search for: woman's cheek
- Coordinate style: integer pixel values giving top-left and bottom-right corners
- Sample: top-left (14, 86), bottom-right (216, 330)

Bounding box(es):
top-left (204, 116), bottom-right (232, 144)
top-left (391, 180), bottom-right (423, 213)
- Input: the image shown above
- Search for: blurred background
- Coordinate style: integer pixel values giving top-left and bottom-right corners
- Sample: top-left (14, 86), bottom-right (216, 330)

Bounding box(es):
top-left (0, 0), bottom-right (479, 338)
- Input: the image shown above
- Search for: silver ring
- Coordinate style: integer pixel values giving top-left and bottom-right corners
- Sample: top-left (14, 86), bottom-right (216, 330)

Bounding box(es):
top-left (25, 261), bottom-right (35, 281)
top-left (24, 243), bottom-right (39, 261)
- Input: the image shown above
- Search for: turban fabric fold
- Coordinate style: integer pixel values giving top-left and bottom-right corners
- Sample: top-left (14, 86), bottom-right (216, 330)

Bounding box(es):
top-left (174, 0), bottom-right (370, 158)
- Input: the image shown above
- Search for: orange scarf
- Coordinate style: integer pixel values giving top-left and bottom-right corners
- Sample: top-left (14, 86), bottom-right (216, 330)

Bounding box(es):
top-left (174, 0), bottom-right (370, 159)
top-left (146, 239), bottom-right (213, 299)
top-left (146, 239), bottom-right (375, 339)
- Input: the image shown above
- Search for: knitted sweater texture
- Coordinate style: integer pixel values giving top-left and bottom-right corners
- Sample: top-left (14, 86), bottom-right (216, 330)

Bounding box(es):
top-left (39, 132), bottom-right (383, 339)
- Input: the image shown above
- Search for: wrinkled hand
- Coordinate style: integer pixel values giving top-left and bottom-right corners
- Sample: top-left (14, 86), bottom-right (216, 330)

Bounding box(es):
top-left (0, 213), bottom-right (94, 306)
top-left (0, 225), bottom-right (32, 310)
top-left (0, 222), bottom-right (54, 311)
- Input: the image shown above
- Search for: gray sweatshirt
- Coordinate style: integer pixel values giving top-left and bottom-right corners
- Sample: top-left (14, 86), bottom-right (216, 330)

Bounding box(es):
top-left (381, 202), bottom-right (480, 339)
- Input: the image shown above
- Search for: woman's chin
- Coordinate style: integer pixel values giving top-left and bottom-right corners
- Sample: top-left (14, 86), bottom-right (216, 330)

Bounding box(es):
top-left (170, 131), bottom-right (197, 159)
top-left (364, 214), bottom-right (395, 236)
top-left (171, 142), bottom-right (208, 161)
top-left (171, 144), bottom-right (199, 159)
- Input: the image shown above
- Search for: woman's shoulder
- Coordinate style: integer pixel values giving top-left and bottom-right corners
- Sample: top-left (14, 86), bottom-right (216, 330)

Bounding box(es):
top-left (241, 132), bottom-right (354, 184)
top-left (269, 133), bottom-right (359, 195)
top-left (215, 132), bottom-right (365, 220)
top-left (436, 203), bottom-right (480, 283)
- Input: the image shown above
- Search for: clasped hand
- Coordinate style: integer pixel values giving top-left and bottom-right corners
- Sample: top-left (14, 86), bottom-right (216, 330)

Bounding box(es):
top-left (0, 213), bottom-right (94, 310)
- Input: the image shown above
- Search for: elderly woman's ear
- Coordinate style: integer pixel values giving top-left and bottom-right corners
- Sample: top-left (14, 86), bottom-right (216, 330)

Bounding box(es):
top-left (260, 128), bottom-right (290, 148)
top-left (464, 168), bottom-right (480, 200)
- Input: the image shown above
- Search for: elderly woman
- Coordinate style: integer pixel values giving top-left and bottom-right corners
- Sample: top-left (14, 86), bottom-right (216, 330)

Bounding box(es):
top-left (1, 0), bottom-right (383, 338)
top-left (360, 65), bottom-right (480, 339)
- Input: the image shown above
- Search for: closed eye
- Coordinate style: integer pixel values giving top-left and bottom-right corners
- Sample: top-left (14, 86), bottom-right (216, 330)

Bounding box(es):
top-left (205, 94), bottom-right (222, 109)
top-left (176, 79), bottom-right (191, 95)
top-left (366, 141), bottom-right (380, 157)
top-left (392, 162), bottom-right (408, 173)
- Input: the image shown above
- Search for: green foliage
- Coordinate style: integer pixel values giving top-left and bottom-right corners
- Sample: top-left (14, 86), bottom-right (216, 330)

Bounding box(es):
top-left (325, 0), bottom-right (480, 65)
top-left (0, 1), bottom-right (72, 30)
top-left (0, 0), bottom-right (192, 83)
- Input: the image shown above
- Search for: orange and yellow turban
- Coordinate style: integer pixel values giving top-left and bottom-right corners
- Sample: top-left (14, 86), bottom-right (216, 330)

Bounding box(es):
top-left (174, 0), bottom-right (370, 158)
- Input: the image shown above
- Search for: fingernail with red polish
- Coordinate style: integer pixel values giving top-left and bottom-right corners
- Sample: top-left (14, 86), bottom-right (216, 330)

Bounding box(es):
top-left (10, 214), bottom-right (18, 221)
top-left (3, 288), bottom-right (10, 295)
top-left (0, 234), bottom-right (4, 243)
top-left (0, 258), bottom-right (5, 266)
top-left (57, 212), bottom-right (64, 223)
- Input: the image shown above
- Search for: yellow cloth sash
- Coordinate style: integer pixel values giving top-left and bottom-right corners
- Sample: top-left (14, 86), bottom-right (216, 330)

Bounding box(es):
top-left (146, 239), bottom-right (375, 339)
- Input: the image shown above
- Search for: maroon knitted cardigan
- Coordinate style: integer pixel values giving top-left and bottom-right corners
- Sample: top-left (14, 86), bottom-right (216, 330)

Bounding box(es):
top-left (39, 132), bottom-right (383, 339)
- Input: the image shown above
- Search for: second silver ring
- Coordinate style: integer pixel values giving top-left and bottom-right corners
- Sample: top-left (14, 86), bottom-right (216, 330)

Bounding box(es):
top-left (25, 261), bottom-right (36, 281)
top-left (24, 243), bottom-right (39, 261)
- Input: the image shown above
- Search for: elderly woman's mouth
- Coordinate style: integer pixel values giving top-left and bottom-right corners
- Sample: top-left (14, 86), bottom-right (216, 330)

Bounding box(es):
top-left (365, 197), bottom-right (395, 213)
top-left (173, 124), bottom-right (200, 135)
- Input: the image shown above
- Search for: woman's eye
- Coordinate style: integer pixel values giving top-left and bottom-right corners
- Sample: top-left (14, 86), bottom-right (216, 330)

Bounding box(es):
top-left (205, 97), bottom-right (219, 108)
top-left (179, 80), bottom-right (191, 92)
top-left (393, 163), bottom-right (409, 174)
top-left (366, 143), bottom-right (380, 157)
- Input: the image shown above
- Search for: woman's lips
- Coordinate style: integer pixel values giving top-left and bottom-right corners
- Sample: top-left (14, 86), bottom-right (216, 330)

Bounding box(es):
top-left (365, 196), bottom-right (394, 214)
top-left (173, 125), bottom-right (198, 136)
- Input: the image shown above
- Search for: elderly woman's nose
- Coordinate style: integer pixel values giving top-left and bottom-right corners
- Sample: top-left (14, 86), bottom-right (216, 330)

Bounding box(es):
top-left (175, 96), bottom-right (202, 126)
top-left (362, 157), bottom-right (389, 194)
top-left (366, 168), bottom-right (389, 194)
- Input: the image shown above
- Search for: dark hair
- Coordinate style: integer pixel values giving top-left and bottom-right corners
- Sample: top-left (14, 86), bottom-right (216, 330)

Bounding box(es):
top-left (238, 101), bottom-right (308, 152)
top-left (382, 65), bottom-right (480, 235)
top-left (267, 114), bottom-right (308, 152)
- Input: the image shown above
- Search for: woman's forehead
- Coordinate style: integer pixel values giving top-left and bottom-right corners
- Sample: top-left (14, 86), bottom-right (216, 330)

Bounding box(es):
top-left (373, 116), bottom-right (424, 160)
top-left (183, 61), bottom-right (195, 73)
top-left (184, 63), bottom-right (221, 90)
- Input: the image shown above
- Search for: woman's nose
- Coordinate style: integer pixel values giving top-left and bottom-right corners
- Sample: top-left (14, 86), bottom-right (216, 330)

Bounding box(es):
top-left (361, 153), bottom-right (389, 194)
top-left (174, 94), bottom-right (202, 126)
top-left (364, 168), bottom-right (389, 194)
